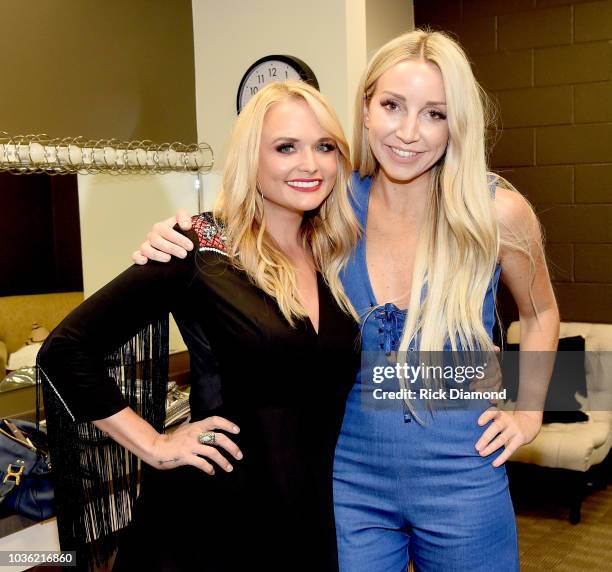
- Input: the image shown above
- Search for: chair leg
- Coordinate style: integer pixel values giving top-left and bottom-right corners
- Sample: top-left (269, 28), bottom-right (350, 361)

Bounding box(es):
top-left (567, 470), bottom-right (586, 525)
top-left (569, 499), bottom-right (581, 524)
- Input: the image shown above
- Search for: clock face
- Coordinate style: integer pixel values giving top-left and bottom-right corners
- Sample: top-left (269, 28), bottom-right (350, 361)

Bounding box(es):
top-left (237, 55), bottom-right (318, 113)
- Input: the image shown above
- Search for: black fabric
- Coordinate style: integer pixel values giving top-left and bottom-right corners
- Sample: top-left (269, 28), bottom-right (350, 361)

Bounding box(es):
top-left (38, 217), bottom-right (360, 571)
top-left (504, 336), bottom-right (588, 423)
top-left (38, 317), bottom-right (168, 570)
top-left (541, 410), bottom-right (589, 423)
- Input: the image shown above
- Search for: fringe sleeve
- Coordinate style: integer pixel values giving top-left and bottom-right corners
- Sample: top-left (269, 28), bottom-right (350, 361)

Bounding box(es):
top-left (37, 316), bottom-right (169, 570)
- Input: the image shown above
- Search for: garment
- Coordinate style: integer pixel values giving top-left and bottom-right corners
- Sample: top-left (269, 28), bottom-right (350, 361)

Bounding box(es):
top-left (38, 213), bottom-right (360, 572)
top-left (333, 174), bottom-right (519, 571)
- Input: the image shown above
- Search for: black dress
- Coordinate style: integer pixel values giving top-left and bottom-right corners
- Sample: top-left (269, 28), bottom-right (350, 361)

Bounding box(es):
top-left (38, 213), bottom-right (360, 572)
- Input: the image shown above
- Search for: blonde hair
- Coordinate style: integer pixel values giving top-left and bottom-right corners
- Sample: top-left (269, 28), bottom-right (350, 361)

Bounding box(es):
top-left (214, 80), bottom-right (359, 325)
top-left (355, 29), bottom-right (505, 353)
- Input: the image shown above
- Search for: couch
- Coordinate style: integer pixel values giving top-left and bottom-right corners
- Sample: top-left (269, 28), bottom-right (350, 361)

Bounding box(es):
top-left (0, 292), bottom-right (83, 417)
top-left (507, 321), bottom-right (612, 523)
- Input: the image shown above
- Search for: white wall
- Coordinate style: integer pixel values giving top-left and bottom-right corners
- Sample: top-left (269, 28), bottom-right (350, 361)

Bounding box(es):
top-left (191, 0), bottom-right (413, 203)
top-left (192, 0), bottom-right (366, 165)
top-left (78, 173), bottom-right (200, 353)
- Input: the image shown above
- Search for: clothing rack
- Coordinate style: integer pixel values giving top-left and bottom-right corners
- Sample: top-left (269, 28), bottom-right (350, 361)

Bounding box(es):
top-left (0, 132), bottom-right (214, 175)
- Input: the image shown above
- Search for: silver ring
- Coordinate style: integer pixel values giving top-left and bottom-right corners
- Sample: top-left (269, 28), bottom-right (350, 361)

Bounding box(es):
top-left (198, 431), bottom-right (216, 446)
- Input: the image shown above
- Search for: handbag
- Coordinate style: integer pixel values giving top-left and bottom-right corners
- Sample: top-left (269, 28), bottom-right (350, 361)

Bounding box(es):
top-left (0, 418), bottom-right (54, 520)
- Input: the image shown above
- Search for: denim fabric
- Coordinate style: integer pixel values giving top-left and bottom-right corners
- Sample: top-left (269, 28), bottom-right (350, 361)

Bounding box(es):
top-left (333, 174), bottom-right (518, 571)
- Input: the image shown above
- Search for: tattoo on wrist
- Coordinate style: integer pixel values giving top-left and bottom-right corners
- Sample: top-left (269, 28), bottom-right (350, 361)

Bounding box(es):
top-left (158, 457), bottom-right (180, 465)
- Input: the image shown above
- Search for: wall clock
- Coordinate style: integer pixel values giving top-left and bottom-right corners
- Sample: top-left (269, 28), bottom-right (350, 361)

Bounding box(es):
top-left (236, 55), bottom-right (319, 113)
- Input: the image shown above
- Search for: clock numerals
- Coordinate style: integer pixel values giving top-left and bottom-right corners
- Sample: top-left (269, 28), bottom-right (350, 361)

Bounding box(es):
top-left (237, 56), bottom-right (318, 113)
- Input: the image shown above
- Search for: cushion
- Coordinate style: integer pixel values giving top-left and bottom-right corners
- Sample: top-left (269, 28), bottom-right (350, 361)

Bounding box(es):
top-left (503, 336), bottom-right (588, 423)
top-left (510, 417), bottom-right (612, 471)
top-left (6, 342), bottom-right (43, 371)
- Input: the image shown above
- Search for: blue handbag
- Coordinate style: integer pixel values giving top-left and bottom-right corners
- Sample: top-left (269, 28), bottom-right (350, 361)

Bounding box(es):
top-left (0, 419), bottom-right (54, 521)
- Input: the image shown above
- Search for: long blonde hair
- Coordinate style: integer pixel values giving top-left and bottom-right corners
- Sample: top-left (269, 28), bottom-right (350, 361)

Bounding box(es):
top-left (215, 80), bottom-right (359, 325)
top-left (355, 29), bottom-right (501, 352)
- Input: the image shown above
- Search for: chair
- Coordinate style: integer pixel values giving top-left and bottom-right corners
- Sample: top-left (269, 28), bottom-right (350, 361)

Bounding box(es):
top-left (507, 321), bottom-right (612, 523)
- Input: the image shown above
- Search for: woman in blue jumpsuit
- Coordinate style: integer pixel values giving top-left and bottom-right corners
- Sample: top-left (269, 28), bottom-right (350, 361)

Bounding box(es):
top-left (133, 30), bottom-right (560, 572)
top-left (333, 174), bottom-right (516, 571)
top-left (328, 29), bottom-right (559, 571)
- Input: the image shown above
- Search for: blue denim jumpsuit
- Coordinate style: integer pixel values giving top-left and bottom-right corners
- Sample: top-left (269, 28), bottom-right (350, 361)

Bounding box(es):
top-left (333, 174), bottom-right (519, 571)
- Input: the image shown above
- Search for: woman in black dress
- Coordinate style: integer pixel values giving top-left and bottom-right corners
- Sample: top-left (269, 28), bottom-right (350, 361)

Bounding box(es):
top-left (38, 80), bottom-right (360, 571)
